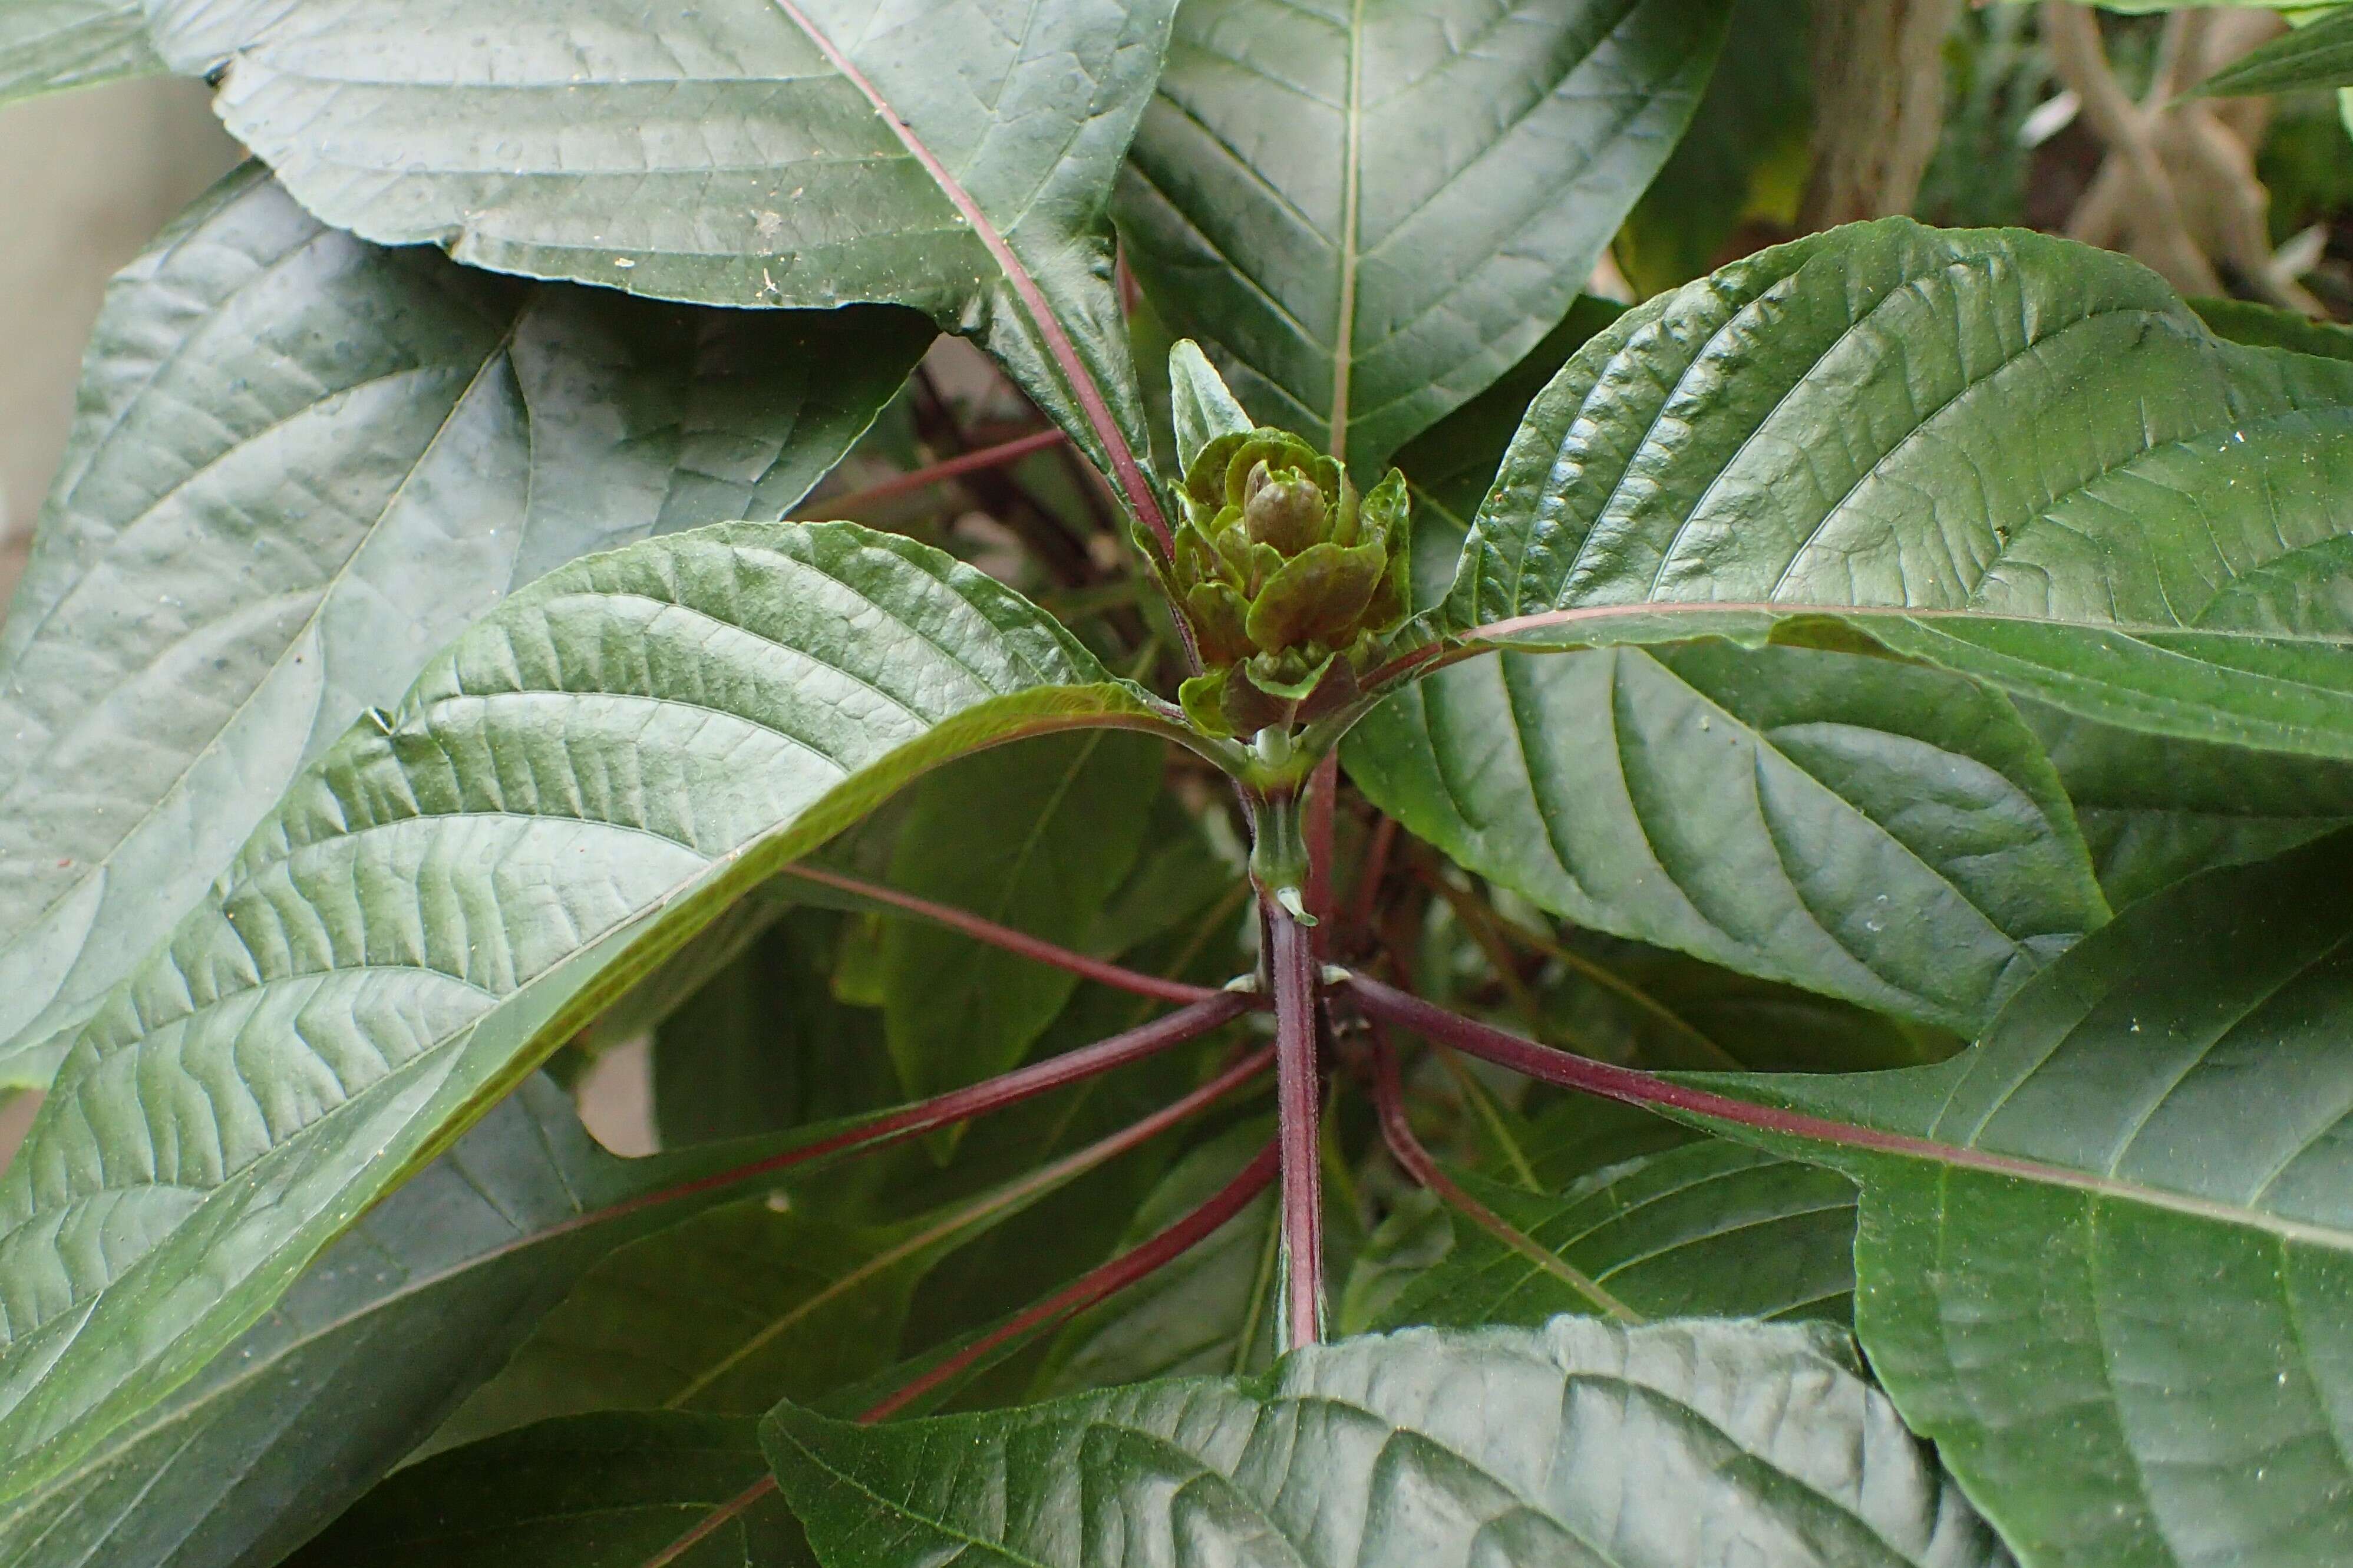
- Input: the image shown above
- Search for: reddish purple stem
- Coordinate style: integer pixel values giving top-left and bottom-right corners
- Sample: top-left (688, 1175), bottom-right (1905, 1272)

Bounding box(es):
top-left (783, 862), bottom-right (1239, 1008)
top-left (1268, 900), bottom-right (1324, 1349)
top-left (813, 429), bottom-right (1069, 518)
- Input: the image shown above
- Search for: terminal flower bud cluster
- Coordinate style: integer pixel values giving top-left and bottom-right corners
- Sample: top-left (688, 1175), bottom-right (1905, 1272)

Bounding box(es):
top-left (1159, 428), bottom-right (1411, 738)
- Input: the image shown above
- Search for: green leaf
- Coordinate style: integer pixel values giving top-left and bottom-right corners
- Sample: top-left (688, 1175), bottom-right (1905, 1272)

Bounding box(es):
top-left (288, 1411), bottom-right (806, 1568)
top-left (2193, 295), bottom-right (2353, 361)
top-left (1115, 0), bottom-right (1731, 473)
top-left (0, 0), bottom-right (161, 104)
top-left (1613, 0), bottom-right (1811, 297)
top-left (438, 1177), bottom-right (1067, 1447)
top-left (1031, 1121), bottom-right (1282, 1391)
top-left (1368, 1147), bottom-right (1857, 1333)
top-left (1536, 934), bottom-right (1961, 1073)
top-left (2189, 4), bottom-right (2353, 97)
top-left (1392, 296), bottom-right (1627, 533)
top-left (884, 910), bottom-right (1255, 1372)
top-left (439, 1204), bottom-right (929, 1444)
top-left (652, 909), bottom-right (893, 1149)
top-left (0, 1078), bottom-right (836, 1568)
top-left (1347, 636), bottom-right (2108, 1033)
top-left (2021, 701), bottom-right (2353, 909)
top-left (765, 1316), bottom-right (2012, 1568)
top-left (882, 730), bottom-right (1163, 1105)
top-left (0, 519), bottom-right (1162, 1506)
top-left (1438, 220), bottom-right (2353, 761)
top-left (143, 0), bottom-right (1171, 520)
top-left (0, 165), bottom-right (930, 1091)
top-left (1672, 829), bottom-right (2353, 1565)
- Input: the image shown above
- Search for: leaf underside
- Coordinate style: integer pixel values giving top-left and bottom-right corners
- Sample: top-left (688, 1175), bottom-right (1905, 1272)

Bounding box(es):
top-left (766, 1316), bottom-right (2012, 1568)
top-left (0, 1078), bottom-right (829, 1568)
top-left (0, 164), bottom-right (930, 1090)
top-left (140, 0), bottom-right (1167, 498)
top-left (0, 520), bottom-right (1150, 1505)
top-left (0, 0), bottom-right (161, 104)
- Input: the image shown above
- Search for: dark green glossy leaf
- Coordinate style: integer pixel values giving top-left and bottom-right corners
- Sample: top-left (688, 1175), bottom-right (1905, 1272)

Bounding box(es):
top-left (438, 1203), bottom-right (930, 1445)
top-left (1679, 830), bottom-right (2353, 1564)
top-left (1348, 636), bottom-right (2108, 1032)
top-left (883, 730), bottom-right (1162, 1104)
top-left (766, 1316), bottom-right (2011, 1568)
top-left (2022, 701), bottom-right (2353, 909)
top-left (142, 0), bottom-right (1169, 505)
top-left (2189, 5), bottom-right (2353, 97)
top-left (291, 1411), bottom-right (804, 1568)
top-left (1367, 1147), bottom-right (1856, 1333)
top-left (1613, 0), bottom-right (1809, 297)
top-left (652, 909), bottom-right (891, 1149)
top-left (1392, 296), bottom-right (1626, 532)
top-left (0, 165), bottom-right (930, 1090)
top-left (1438, 220), bottom-right (2353, 761)
top-left (2193, 295), bottom-right (2353, 361)
top-left (0, 0), bottom-right (160, 103)
top-left (1031, 1121), bottom-right (1281, 1392)
top-left (0, 520), bottom-right (1160, 1505)
top-left (1116, 0), bottom-right (1729, 473)
top-left (0, 1078), bottom-right (837, 1568)
top-left (1536, 933), bottom-right (1961, 1072)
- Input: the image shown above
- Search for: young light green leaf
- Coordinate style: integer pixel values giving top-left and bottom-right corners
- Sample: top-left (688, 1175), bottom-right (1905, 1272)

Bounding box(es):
top-left (142, 0), bottom-right (1174, 533)
top-left (0, 520), bottom-right (1165, 1506)
top-left (0, 165), bottom-right (931, 1091)
top-left (1168, 339), bottom-right (1253, 476)
top-left (289, 1411), bottom-right (805, 1568)
top-left (0, 0), bottom-right (160, 104)
top-left (1666, 830), bottom-right (2353, 1566)
top-left (766, 1316), bottom-right (2012, 1568)
top-left (883, 730), bottom-right (1162, 1107)
top-left (1117, 0), bottom-right (1730, 473)
top-left (0, 1078), bottom-right (839, 1568)
top-left (2187, 5), bottom-right (2353, 97)
top-left (1367, 1146), bottom-right (1856, 1333)
top-left (1347, 637), bottom-right (2108, 1033)
top-left (1437, 220), bottom-right (2353, 761)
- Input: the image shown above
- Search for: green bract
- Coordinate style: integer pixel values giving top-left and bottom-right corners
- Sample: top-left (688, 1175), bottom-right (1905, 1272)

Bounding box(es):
top-left (1163, 428), bottom-right (1411, 738)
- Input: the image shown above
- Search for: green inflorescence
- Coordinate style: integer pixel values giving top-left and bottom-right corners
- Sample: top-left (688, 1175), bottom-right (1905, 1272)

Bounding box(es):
top-left (1158, 428), bottom-right (1412, 739)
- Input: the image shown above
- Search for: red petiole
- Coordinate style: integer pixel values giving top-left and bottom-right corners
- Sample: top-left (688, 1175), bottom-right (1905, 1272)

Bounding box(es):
top-left (810, 428), bottom-right (1069, 519)
top-left (781, 861), bottom-right (1249, 1009)
top-left (1362, 1025), bottom-right (1636, 1323)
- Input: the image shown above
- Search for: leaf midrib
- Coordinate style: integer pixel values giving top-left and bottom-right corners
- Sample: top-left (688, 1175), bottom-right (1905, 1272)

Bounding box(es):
top-left (1326, 0), bottom-right (1364, 461)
